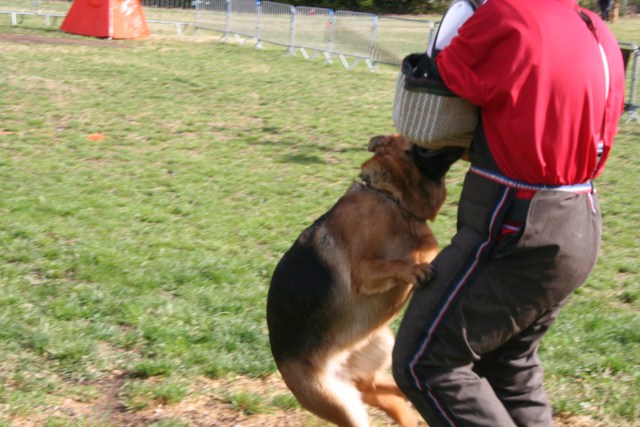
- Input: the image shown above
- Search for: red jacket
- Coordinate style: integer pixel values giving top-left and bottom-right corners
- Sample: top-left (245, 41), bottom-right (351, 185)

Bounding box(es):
top-left (437, 0), bottom-right (626, 185)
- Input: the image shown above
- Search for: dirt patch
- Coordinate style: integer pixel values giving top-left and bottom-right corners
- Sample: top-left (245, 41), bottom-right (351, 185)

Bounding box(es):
top-left (0, 32), bottom-right (128, 47)
top-left (5, 372), bottom-right (604, 426)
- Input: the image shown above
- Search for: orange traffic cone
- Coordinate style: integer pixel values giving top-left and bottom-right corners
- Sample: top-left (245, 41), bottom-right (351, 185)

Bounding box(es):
top-left (61, 0), bottom-right (150, 39)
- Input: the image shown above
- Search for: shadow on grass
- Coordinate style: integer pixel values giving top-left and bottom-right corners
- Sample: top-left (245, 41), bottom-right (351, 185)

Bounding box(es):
top-left (255, 138), bottom-right (366, 166)
top-left (278, 153), bottom-right (325, 164)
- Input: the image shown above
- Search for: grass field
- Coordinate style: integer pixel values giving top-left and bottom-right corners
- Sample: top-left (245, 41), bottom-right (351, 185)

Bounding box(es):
top-left (0, 13), bottom-right (638, 426)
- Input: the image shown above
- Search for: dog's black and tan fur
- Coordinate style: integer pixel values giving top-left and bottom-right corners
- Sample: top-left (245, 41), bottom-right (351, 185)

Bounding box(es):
top-left (267, 135), bottom-right (460, 427)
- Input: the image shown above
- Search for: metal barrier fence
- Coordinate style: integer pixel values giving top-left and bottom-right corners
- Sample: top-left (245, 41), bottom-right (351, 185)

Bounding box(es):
top-left (227, 0), bottom-right (258, 43)
top-left (0, 0), bottom-right (70, 25)
top-left (290, 6), bottom-right (332, 61)
top-left (621, 42), bottom-right (640, 123)
top-left (196, 0), bottom-right (227, 35)
top-left (375, 16), bottom-right (436, 66)
top-left (1, 0), bottom-right (639, 116)
top-left (143, 0), bottom-right (196, 33)
top-left (0, 0), bottom-right (33, 13)
top-left (257, 1), bottom-right (295, 50)
top-left (329, 11), bottom-right (377, 69)
top-left (0, 0), bottom-right (435, 68)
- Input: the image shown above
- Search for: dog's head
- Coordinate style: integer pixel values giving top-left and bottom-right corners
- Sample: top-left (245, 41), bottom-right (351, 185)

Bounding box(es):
top-left (360, 135), bottom-right (461, 221)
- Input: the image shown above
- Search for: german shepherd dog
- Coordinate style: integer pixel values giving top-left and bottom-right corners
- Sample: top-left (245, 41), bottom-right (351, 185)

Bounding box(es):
top-left (266, 135), bottom-right (460, 426)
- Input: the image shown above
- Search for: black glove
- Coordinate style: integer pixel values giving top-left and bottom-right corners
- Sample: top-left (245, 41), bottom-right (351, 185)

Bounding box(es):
top-left (402, 53), bottom-right (452, 97)
top-left (413, 52), bottom-right (442, 81)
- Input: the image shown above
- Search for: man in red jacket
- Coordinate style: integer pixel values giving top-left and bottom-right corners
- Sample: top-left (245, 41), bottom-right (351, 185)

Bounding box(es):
top-left (392, 0), bottom-right (626, 426)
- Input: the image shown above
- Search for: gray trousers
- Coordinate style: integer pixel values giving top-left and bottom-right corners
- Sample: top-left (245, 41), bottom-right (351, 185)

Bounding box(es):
top-left (393, 170), bottom-right (602, 427)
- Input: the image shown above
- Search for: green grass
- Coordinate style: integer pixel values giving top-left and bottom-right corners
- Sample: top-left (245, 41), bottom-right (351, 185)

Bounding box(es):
top-left (223, 390), bottom-right (270, 415)
top-left (0, 13), bottom-right (638, 426)
top-left (121, 378), bottom-right (188, 410)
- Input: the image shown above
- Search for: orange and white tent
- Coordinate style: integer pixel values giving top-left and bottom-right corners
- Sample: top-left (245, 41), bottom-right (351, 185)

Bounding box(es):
top-left (61, 0), bottom-right (150, 39)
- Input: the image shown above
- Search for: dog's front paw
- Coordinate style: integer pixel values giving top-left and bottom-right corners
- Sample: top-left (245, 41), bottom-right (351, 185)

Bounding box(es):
top-left (413, 263), bottom-right (435, 287)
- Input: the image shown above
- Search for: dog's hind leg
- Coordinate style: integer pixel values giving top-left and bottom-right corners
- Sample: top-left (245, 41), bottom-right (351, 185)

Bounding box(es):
top-left (279, 358), bottom-right (370, 427)
top-left (348, 328), bottom-right (419, 427)
top-left (360, 382), bottom-right (418, 427)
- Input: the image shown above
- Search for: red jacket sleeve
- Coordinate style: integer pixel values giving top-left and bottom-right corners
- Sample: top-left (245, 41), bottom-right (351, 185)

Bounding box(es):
top-left (436, 0), bottom-right (533, 109)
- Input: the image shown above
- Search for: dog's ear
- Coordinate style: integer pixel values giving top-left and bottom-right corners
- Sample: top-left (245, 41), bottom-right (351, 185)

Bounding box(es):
top-left (411, 145), bottom-right (463, 181)
top-left (368, 135), bottom-right (393, 152)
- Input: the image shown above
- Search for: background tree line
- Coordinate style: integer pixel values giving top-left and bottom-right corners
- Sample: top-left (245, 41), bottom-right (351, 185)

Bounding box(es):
top-left (288, 0), bottom-right (449, 14)
top-left (287, 0), bottom-right (638, 15)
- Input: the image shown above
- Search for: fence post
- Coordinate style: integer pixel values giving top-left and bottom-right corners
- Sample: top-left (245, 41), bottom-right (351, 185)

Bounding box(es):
top-left (287, 6), bottom-right (296, 55)
top-left (428, 21), bottom-right (436, 53)
top-left (367, 14), bottom-right (378, 71)
top-left (254, 0), bottom-right (263, 48)
top-left (194, 0), bottom-right (200, 34)
top-left (627, 46), bottom-right (640, 123)
top-left (325, 9), bottom-right (335, 64)
top-left (222, 0), bottom-right (231, 41)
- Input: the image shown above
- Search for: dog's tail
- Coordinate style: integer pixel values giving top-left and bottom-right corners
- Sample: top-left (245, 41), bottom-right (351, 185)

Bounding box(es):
top-left (278, 358), bottom-right (369, 427)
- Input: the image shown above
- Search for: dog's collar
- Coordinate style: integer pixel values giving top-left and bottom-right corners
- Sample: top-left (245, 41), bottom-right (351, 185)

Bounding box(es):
top-left (356, 179), bottom-right (425, 222)
top-left (359, 179), bottom-right (399, 204)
